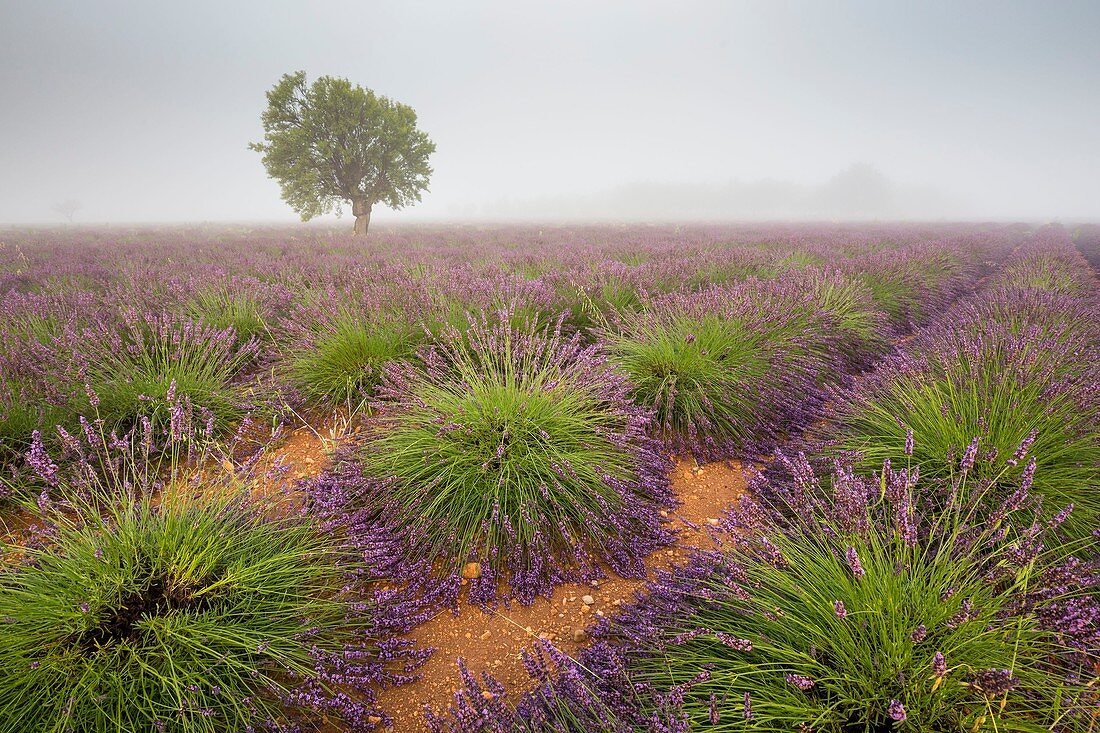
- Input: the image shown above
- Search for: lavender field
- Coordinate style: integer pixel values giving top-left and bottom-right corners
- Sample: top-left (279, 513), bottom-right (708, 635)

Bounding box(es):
top-left (0, 222), bottom-right (1096, 732)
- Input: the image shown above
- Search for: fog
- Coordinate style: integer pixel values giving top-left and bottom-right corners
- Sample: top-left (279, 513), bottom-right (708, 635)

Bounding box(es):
top-left (1, 0), bottom-right (1098, 225)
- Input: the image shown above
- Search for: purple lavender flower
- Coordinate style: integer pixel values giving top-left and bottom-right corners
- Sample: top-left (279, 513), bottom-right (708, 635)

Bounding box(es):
top-left (84, 383), bottom-right (100, 408)
top-left (910, 625), bottom-right (927, 642)
top-left (970, 668), bottom-right (1018, 697)
top-left (845, 546), bottom-right (866, 578)
top-left (931, 651), bottom-right (947, 677)
top-left (26, 430), bottom-right (59, 486)
top-left (786, 673), bottom-right (816, 690)
top-left (833, 600), bottom-right (848, 618)
top-left (743, 691), bottom-right (752, 720)
top-left (960, 436), bottom-right (980, 473)
top-left (1007, 429), bottom-right (1037, 466)
top-left (714, 633), bottom-right (753, 651)
top-left (888, 699), bottom-right (907, 721)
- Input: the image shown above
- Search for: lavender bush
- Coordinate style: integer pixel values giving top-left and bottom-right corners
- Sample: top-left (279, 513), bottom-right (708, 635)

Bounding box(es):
top-left (0, 413), bottom-right (432, 732)
top-left (323, 311), bottom-right (674, 605)
top-left (828, 274), bottom-right (1100, 538)
top-left (430, 441), bottom-right (1100, 731)
top-left (606, 277), bottom-right (846, 458)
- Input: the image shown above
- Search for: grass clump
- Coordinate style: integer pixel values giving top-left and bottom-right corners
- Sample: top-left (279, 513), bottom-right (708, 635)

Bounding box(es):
top-left (2, 416), bottom-right (426, 726)
top-left (357, 313), bottom-right (672, 604)
top-left (830, 287), bottom-right (1100, 538)
top-left (592, 448), bottom-right (1098, 732)
top-left (184, 280), bottom-right (283, 345)
top-left (1, 431), bottom-right (425, 730)
top-left (798, 269), bottom-right (889, 366)
top-left (607, 283), bottom-right (839, 458)
top-left (288, 314), bottom-right (418, 407)
top-left (80, 314), bottom-right (257, 434)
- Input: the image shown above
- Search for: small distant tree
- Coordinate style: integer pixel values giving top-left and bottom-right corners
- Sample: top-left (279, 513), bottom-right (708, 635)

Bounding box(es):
top-left (250, 71), bottom-right (435, 235)
top-left (52, 199), bottom-right (81, 223)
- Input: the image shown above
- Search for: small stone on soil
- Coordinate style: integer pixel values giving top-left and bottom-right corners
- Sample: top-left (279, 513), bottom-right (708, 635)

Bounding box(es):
top-left (461, 562), bottom-right (482, 579)
top-left (581, 595), bottom-right (595, 605)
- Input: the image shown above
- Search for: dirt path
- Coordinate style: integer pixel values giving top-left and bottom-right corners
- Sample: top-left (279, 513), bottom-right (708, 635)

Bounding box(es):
top-left (375, 459), bottom-right (747, 731)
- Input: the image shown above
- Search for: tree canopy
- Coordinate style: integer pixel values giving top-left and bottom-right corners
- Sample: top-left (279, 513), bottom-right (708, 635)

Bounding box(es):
top-left (251, 71), bottom-right (435, 234)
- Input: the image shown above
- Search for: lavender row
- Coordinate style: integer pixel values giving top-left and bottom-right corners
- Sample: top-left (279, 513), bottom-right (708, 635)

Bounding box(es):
top-left (426, 226), bottom-right (1100, 731)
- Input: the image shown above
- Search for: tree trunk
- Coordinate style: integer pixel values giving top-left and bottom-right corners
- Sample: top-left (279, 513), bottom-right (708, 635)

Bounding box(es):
top-left (352, 198), bottom-right (372, 236)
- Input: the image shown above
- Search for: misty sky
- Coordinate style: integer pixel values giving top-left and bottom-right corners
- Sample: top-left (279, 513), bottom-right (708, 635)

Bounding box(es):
top-left (1, 0), bottom-right (1098, 224)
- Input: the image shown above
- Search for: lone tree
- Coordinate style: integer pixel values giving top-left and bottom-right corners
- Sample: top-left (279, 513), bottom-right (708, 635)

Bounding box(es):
top-left (52, 199), bottom-right (81, 222)
top-left (251, 71), bottom-right (435, 235)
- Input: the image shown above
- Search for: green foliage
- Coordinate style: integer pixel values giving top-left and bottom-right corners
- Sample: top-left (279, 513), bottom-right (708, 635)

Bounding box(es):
top-left (559, 277), bottom-right (643, 336)
top-left (0, 491), bottom-right (372, 732)
top-left (84, 319), bottom-right (255, 434)
top-left (185, 288), bottom-right (271, 344)
top-left (857, 270), bottom-right (922, 326)
top-left (999, 254), bottom-right (1088, 294)
top-left (624, 460), bottom-right (1095, 731)
top-left (288, 315), bottom-right (418, 407)
top-left (0, 383), bottom-right (53, 465)
top-left (611, 312), bottom-right (772, 447)
top-left (834, 370), bottom-right (1100, 539)
top-left (800, 270), bottom-right (888, 362)
top-left (607, 288), bottom-right (833, 454)
top-left (831, 299), bottom-right (1100, 538)
top-left (250, 71), bottom-right (435, 227)
top-left (359, 318), bottom-right (654, 589)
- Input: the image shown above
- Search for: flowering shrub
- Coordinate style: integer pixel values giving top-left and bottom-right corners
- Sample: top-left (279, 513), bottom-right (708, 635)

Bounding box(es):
top-left (829, 283), bottom-right (1100, 538)
top-left (431, 440), bottom-right (1099, 731)
top-left (75, 312), bottom-right (259, 435)
top-left (606, 279), bottom-right (843, 458)
top-left (341, 312), bottom-right (673, 604)
top-left (289, 313), bottom-right (420, 407)
top-left (0, 424), bottom-right (430, 732)
top-left (183, 276), bottom-right (292, 345)
top-left (794, 269), bottom-right (889, 366)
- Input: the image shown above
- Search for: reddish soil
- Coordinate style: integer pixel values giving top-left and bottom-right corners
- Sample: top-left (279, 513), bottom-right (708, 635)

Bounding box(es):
top-left (375, 459), bottom-right (747, 732)
top-left (0, 419), bottom-right (747, 732)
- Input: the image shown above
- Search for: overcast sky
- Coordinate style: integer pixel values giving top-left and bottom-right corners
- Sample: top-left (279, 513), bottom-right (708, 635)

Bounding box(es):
top-left (1, 0), bottom-right (1098, 224)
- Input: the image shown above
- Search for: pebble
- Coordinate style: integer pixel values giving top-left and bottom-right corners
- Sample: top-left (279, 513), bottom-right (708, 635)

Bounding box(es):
top-left (304, 457), bottom-right (315, 464)
top-left (461, 562), bottom-right (482, 579)
top-left (572, 628), bottom-right (588, 642)
top-left (579, 604), bottom-right (591, 614)
top-left (659, 509), bottom-right (669, 517)
top-left (479, 630), bottom-right (491, 640)
top-left (538, 631), bottom-right (555, 641)
top-left (481, 691), bottom-right (494, 701)
top-left (706, 517), bottom-right (721, 527)
top-left (581, 595), bottom-right (595, 605)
